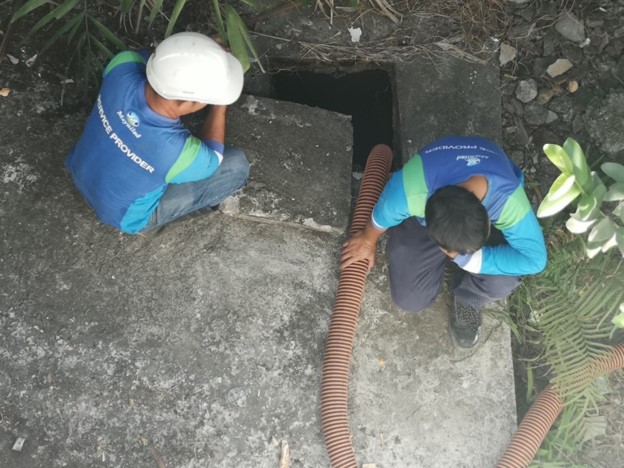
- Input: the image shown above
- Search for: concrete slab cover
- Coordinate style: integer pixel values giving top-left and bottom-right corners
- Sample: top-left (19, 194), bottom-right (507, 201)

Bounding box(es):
top-left (394, 55), bottom-right (502, 163)
top-left (224, 95), bottom-right (353, 232)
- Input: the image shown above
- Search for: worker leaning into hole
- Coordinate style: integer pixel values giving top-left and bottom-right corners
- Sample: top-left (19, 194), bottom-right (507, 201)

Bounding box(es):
top-left (341, 136), bottom-right (547, 349)
top-left (66, 32), bottom-right (249, 235)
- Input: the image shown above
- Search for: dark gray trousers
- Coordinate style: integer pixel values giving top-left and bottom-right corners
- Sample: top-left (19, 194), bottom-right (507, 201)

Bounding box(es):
top-left (387, 217), bottom-right (520, 312)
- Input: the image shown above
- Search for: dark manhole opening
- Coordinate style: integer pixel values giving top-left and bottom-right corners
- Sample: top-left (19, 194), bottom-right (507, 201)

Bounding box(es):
top-left (271, 69), bottom-right (394, 170)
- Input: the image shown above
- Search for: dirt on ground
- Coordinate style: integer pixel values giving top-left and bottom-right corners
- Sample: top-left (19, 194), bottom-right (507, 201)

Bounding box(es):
top-left (2, 0), bottom-right (624, 466)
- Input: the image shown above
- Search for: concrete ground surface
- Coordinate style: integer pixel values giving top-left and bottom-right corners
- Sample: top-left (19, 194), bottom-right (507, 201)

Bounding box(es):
top-left (1, 51), bottom-right (516, 468)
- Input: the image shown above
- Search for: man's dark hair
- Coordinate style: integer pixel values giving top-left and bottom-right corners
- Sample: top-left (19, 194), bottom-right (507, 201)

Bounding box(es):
top-left (424, 185), bottom-right (489, 255)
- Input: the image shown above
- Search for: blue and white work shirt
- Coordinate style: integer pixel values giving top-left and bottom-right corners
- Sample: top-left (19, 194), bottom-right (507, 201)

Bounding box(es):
top-left (372, 136), bottom-right (547, 276)
top-left (67, 51), bottom-right (223, 234)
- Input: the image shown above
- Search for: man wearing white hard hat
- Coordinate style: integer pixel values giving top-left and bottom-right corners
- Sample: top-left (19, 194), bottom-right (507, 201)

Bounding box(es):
top-left (66, 32), bottom-right (249, 234)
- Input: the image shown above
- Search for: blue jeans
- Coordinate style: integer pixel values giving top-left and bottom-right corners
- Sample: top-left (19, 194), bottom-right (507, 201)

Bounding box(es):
top-left (388, 217), bottom-right (521, 312)
top-left (144, 146), bottom-right (249, 231)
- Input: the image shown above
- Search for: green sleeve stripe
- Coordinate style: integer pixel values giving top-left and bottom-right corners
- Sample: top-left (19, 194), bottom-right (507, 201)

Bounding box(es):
top-left (103, 51), bottom-right (146, 77)
top-left (165, 137), bottom-right (202, 183)
top-left (495, 185), bottom-right (532, 230)
top-left (402, 154), bottom-right (428, 217)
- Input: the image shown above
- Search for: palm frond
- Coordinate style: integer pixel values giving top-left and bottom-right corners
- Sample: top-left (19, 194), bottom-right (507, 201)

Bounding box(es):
top-left (516, 233), bottom-right (624, 458)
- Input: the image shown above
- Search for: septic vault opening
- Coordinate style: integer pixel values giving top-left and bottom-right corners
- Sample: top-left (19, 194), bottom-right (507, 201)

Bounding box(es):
top-left (271, 69), bottom-right (394, 170)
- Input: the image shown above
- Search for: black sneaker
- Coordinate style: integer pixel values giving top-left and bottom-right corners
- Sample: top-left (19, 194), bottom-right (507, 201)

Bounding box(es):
top-left (449, 295), bottom-right (482, 349)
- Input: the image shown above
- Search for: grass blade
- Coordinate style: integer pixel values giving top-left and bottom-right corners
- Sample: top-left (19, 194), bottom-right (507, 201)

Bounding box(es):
top-left (88, 14), bottom-right (126, 50)
top-left (31, 0), bottom-right (81, 33)
top-left (164, 0), bottom-right (187, 38)
top-left (225, 5), bottom-right (249, 72)
top-left (147, 0), bottom-right (164, 27)
top-left (11, 0), bottom-right (49, 23)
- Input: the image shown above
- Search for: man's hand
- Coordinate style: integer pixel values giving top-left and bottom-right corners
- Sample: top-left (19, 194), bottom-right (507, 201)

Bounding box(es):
top-left (340, 230), bottom-right (378, 272)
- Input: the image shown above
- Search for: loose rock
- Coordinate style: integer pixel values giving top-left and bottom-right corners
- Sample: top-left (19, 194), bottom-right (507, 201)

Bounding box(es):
top-left (555, 11), bottom-right (586, 43)
top-left (546, 58), bottom-right (573, 78)
top-left (515, 79), bottom-right (538, 103)
top-left (524, 102), bottom-right (558, 126)
top-left (548, 95), bottom-right (573, 115)
top-left (499, 43), bottom-right (517, 66)
top-left (12, 437), bottom-right (26, 452)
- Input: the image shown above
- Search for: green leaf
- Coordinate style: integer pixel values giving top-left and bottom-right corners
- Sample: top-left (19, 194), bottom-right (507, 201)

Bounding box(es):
top-left (614, 202), bottom-right (624, 222)
top-left (612, 311), bottom-right (624, 328)
top-left (134, 0), bottom-right (147, 34)
top-left (543, 143), bottom-right (574, 174)
top-left (165, 0), bottom-right (187, 38)
top-left (586, 243), bottom-right (602, 258)
top-left (211, 0), bottom-right (227, 44)
top-left (37, 12), bottom-right (83, 59)
top-left (617, 229), bottom-right (624, 257)
top-left (88, 15), bottom-right (126, 50)
top-left (548, 173), bottom-right (577, 201)
top-left (563, 138), bottom-right (591, 189)
top-left (11, 0), bottom-right (49, 23)
top-left (91, 35), bottom-right (115, 59)
top-left (538, 184), bottom-right (581, 218)
top-left (65, 11), bottom-right (83, 42)
top-left (566, 215), bottom-right (596, 234)
top-left (591, 173), bottom-right (608, 204)
top-left (577, 194), bottom-right (597, 220)
top-left (230, 6), bottom-right (264, 73)
top-left (121, 0), bottom-right (134, 14)
top-left (526, 365), bottom-right (535, 402)
top-left (31, 0), bottom-right (81, 33)
top-left (601, 234), bottom-right (618, 253)
top-left (225, 6), bottom-right (250, 72)
top-left (602, 162), bottom-right (624, 183)
top-left (604, 182), bottom-right (624, 202)
top-left (147, 0), bottom-right (164, 27)
top-left (587, 217), bottom-right (616, 244)
top-left (239, 0), bottom-right (258, 9)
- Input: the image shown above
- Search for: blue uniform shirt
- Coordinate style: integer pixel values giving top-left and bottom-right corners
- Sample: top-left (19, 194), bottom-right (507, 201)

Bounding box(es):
top-left (372, 136), bottom-right (547, 276)
top-left (67, 51), bottom-right (223, 234)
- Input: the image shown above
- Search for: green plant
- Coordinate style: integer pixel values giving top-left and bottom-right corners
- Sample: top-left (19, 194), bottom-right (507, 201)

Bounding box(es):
top-left (10, 0), bottom-right (128, 86)
top-left (514, 138), bottom-right (624, 462)
top-left (518, 233), bottom-right (623, 458)
top-left (9, 0), bottom-right (261, 88)
top-left (538, 137), bottom-right (624, 329)
top-left (211, 0), bottom-right (264, 73)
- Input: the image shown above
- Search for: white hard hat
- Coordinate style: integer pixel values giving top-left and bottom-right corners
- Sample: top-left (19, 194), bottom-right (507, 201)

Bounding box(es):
top-left (146, 32), bottom-right (244, 105)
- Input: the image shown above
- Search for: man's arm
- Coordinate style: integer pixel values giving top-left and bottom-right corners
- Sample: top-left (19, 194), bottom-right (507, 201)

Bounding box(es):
top-left (340, 167), bottom-right (414, 271)
top-left (166, 106), bottom-right (228, 184)
top-left (453, 193), bottom-right (547, 276)
top-left (200, 105), bottom-right (226, 147)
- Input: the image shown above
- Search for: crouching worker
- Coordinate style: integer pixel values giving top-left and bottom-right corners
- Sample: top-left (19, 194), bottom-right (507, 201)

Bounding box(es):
top-left (340, 136), bottom-right (547, 348)
top-left (67, 32), bottom-right (249, 235)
